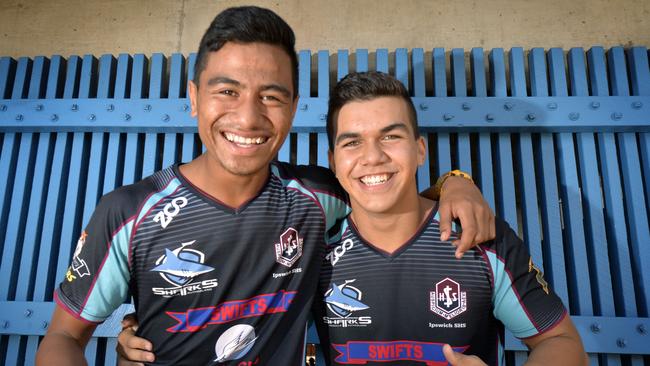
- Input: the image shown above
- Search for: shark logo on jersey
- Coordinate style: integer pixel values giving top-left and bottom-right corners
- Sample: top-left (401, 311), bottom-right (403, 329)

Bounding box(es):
top-left (325, 280), bottom-right (369, 316)
top-left (152, 248), bottom-right (214, 281)
top-left (214, 324), bottom-right (258, 362)
top-left (323, 280), bottom-right (372, 327)
top-left (274, 227), bottom-right (303, 267)
top-left (430, 277), bottom-right (467, 320)
top-left (151, 240), bottom-right (218, 297)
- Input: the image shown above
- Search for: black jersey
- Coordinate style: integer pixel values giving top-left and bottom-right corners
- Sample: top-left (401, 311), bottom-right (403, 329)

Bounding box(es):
top-left (56, 162), bottom-right (348, 365)
top-left (313, 208), bottom-right (566, 365)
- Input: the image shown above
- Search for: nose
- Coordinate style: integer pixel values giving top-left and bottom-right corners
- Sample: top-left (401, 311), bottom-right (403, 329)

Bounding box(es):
top-left (231, 94), bottom-right (265, 129)
top-left (360, 140), bottom-right (389, 165)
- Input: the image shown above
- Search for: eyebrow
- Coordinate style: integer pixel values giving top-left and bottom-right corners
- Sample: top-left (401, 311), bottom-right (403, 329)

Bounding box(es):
top-left (260, 84), bottom-right (292, 98)
top-left (335, 122), bottom-right (410, 145)
top-left (335, 131), bottom-right (360, 145)
top-left (206, 76), bottom-right (240, 87)
top-left (380, 122), bottom-right (410, 134)
top-left (205, 76), bottom-right (292, 98)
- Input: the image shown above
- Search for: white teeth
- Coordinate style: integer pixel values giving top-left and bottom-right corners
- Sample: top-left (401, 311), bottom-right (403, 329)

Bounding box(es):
top-left (224, 132), bottom-right (267, 145)
top-left (360, 174), bottom-right (390, 186)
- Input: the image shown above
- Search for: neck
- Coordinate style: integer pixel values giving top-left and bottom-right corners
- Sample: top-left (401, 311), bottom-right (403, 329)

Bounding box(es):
top-left (179, 154), bottom-right (270, 208)
top-left (350, 196), bottom-right (434, 254)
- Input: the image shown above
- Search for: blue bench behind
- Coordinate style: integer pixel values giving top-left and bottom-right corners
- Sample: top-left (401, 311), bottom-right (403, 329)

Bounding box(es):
top-left (0, 46), bottom-right (649, 365)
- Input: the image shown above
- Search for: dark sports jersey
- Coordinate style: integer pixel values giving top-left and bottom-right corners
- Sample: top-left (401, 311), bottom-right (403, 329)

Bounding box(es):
top-left (56, 162), bottom-right (348, 365)
top-left (313, 208), bottom-right (567, 366)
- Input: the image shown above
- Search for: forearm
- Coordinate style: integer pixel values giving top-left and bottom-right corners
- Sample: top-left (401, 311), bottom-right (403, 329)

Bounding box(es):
top-left (36, 332), bottom-right (88, 366)
top-left (525, 335), bottom-right (588, 366)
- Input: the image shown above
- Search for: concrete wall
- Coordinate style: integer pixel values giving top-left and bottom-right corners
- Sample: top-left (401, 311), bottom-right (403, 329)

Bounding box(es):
top-left (0, 0), bottom-right (648, 58)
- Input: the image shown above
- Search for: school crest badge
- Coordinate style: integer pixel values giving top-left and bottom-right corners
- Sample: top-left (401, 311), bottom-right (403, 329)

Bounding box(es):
top-left (430, 277), bottom-right (467, 320)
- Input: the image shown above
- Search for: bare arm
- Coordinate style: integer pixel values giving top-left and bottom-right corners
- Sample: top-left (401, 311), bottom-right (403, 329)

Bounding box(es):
top-left (523, 315), bottom-right (588, 366)
top-left (36, 305), bottom-right (97, 366)
top-left (443, 315), bottom-right (587, 366)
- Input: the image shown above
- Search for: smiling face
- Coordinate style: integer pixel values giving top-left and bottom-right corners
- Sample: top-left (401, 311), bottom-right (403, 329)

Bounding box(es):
top-left (189, 42), bottom-right (297, 179)
top-left (329, 96), bottom-right (425, 216)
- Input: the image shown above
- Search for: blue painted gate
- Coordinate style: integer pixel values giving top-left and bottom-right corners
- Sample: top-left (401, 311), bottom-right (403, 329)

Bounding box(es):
top-left (0, 46), bottom-right (649, 365)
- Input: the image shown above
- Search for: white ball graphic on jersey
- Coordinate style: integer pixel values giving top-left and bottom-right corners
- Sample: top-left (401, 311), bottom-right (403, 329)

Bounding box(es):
top-left (214, 324), bottom-right (257, 362)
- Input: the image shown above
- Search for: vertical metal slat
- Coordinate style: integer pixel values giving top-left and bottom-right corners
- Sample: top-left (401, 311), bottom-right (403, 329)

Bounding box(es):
top-left (411, 48), bottom-right (431, 191)
top-left (472, 48), bottom-right (495, 212)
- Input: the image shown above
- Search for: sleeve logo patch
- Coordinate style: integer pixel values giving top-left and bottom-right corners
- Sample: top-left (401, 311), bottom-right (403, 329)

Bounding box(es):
top-left (66, 231), bottom-right (90, 282)
top-left (528, 257), bottom-right (549, 295)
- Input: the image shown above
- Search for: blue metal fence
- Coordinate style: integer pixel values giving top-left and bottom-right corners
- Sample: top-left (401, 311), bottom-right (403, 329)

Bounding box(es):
top-left (0, 46), bottom-right (649, 365)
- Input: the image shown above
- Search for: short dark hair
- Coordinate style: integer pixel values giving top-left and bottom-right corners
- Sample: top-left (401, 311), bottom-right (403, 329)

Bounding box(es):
top-left (193, 6), bottom-right (298, 97)
top-left (326, 71), bottom-right (418, 150)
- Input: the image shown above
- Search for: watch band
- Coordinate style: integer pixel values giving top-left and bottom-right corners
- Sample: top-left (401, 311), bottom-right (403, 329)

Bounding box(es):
top-left (432, 170), bottom-right (474, 200)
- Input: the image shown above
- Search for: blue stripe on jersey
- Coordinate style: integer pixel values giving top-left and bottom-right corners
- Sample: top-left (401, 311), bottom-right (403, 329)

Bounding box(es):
top-left (497, 332), bottom-right (504, 366)
top-left (272, 165), bottom-right (318, 198)
top-left (135, 177), bottom-right (182, 226)
top-left (82, 219), bottom-right (134, 321)
top-left (326, 218), bottom-right (350, 244)
top-left (270, 165), bottom-right (349, 240)
top-left (314, 191), bottom-right (350, 240)
top-left (82, 177), bottom-right (181, 321)
top-left (485, 250), bottom-right (538, 338)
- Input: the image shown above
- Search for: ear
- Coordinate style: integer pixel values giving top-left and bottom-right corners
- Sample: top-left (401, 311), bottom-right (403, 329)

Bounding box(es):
top-left (188, 80), bottom-right (199, 117)
top-left (328, 149), bottom-right (336, 175)
top-left (416, 136), bottom-right (426, 166)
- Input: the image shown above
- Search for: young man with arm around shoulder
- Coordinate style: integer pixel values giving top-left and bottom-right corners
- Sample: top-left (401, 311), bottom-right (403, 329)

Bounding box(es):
top-left (311, 71), bottom-right (587, 366)
top-left (37, 7), bottom-right (350, 365)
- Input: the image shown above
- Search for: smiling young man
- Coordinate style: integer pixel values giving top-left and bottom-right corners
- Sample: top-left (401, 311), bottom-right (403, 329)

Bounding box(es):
top-left (36, 7), bottom-right (494, 366)
top-left (310, 71), bottom-right (587, 365)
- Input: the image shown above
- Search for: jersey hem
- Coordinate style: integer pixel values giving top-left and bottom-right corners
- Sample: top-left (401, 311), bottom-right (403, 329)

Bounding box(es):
top-left (54, 290), bottom-right (103, 325)
top-left (517, 308), bottom-right (568, 340)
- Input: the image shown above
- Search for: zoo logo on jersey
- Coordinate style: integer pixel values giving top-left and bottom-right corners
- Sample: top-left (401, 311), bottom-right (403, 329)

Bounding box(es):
top-left (326, 238), bottom-right (354, 266)
top-left (430, 277), bottom-right (467, 320)
top-left (274, 227), bottom-right (303, 267)
top-left (153, 196), bottom-right (188, 229)
top-left (151, 240), bottom-right (218, 297)
top-left (323, 279), bottom-right (372, 327)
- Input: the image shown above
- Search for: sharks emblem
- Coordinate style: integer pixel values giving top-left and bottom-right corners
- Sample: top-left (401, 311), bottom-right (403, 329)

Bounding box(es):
top-left (325, 280), bottom-right (369, 317)
top-left (152, 248), bottom-right (214, 277)
top-left (151, 240), bottom-right (215, 287)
